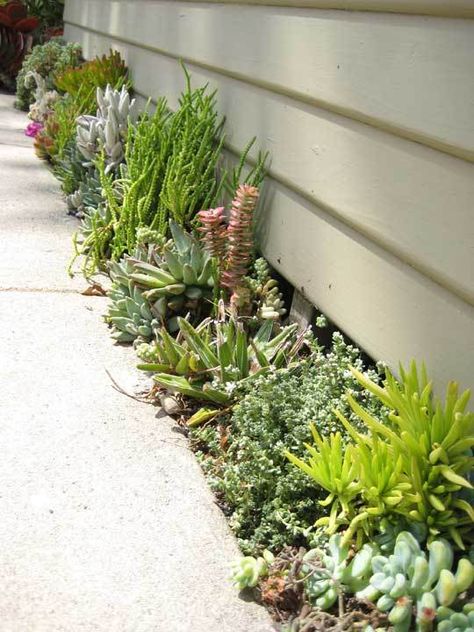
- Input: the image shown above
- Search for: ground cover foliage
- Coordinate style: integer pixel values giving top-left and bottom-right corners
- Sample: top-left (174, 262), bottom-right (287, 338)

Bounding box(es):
top-left (19, 40), bottom-right (474, 631)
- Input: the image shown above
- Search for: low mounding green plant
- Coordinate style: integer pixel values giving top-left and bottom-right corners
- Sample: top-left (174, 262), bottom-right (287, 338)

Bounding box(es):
top-left (357, 531), bottom-right (474, 632)
top-left (287, 362), bottom-right (474, 551)
top-left (191, 332), bottom-right (387, 554)
top-left (15, 38), bottom-right (81, 110)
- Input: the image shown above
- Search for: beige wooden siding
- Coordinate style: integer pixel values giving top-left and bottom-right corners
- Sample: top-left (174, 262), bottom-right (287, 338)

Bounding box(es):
top-left (64, 1), bottom-right (474, 394)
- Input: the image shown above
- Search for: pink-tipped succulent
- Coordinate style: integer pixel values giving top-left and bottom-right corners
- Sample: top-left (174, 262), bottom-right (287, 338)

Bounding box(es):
top-left (221, 184), bottom-right (259, 292)
top-left (197, 206), bottom-right (226, 259)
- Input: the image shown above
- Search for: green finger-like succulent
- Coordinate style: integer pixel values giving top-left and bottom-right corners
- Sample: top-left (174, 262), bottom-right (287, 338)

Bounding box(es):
top-left (302, 534), bottom-right (377, 610)
top-left (357, 531), bottom-right (474, 632)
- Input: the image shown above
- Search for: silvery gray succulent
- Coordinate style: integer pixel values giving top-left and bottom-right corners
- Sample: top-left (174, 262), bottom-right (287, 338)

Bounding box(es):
top-left (76, 85), bottom-right (138, 173)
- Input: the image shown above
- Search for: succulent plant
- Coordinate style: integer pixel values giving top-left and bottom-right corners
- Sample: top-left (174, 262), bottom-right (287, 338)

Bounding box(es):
top-left (152, 304), bottom-right (306, 406)
top-left (196, 206), bottom-right (226, 259)
top-left (105, 250), bottom-right (161, 342)
top-left (136, 319), bottom-right (210, 378)
top-left (231, 550), bottom-right (274, 591)
top-left (76, 85), bottom-right (138, 172)
top-left (106, 281), bottom-right (159, 343)
top-left (437, 603), bottom-right (474, 632)
top-left (302, 534), bottom-right (376, 610)
top-left (128, 221), bottom-right (215, 331)
top-left (65, 172), bottom-right (102, 217)
top-left (247, 257), bottom-right (286, 321)
top-left (342, 362), bottom-right (474, 549)
top-left (357, 531), bottom-right (474, 632)
top-left (0, 1), bottom-right (38, 88)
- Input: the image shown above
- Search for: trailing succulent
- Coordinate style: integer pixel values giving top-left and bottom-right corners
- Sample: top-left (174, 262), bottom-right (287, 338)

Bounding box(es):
top-left (287, 361), bottom-right (474, 550)
top-left (76, 85), bottom-right (138, 173)
top-left (357, 531), bottom-right (474, 631)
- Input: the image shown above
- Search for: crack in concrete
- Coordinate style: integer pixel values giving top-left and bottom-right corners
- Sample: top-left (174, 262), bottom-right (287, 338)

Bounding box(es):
top-left (0, 286), bottom-right (82, 294)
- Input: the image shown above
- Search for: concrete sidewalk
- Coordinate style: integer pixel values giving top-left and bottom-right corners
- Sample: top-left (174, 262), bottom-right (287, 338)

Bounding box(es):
top-left (0, 93), bottom-right (273, 632)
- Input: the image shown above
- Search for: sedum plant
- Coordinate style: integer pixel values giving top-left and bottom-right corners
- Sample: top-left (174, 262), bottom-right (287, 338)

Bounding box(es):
top-left (357, 531), bottom-right (474, 632)
top-left (437, 604), bottom-right (474, 632)
top-left (302, 534), bottom-right (376, 610)
top-left (231, 550), bottom-right (274, 591)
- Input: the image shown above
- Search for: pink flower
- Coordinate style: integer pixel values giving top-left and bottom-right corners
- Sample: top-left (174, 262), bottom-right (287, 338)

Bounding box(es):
top-left (25, 122), bottom-right (44, 138)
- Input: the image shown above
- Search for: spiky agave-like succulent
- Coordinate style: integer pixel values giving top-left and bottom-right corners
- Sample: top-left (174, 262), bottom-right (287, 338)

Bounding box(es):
top-left (76, 85), bottom-right (138, 172)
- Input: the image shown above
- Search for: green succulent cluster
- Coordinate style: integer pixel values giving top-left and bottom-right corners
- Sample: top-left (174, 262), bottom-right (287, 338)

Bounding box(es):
top-left (437, 603), bottom-right (474, 632)
top-left (129, 221), bottom-right (215, 332)
top-left (246, 258), bottom-right (286, 321)
top-left (303, 534), bottom-right (376, 609)
top-left (287, 362), bottom-right (474, 550)
top-left (152, 308), bottom-right (303, 407)
top-left (358, 531), bottom-right (474, 632)
top-left (105, 253), bottom-right (160, 342)
top-left (231, 550), bottom-right (274, 591)
top-left (137, 320), bottom-right (210, 377)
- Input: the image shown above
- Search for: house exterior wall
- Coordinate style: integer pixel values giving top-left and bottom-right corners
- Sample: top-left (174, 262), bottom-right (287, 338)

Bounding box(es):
top-left (64, 0), bottom-right (474, 393)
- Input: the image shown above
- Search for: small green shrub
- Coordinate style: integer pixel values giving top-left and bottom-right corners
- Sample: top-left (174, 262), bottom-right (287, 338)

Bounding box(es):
top-left (15, 38), bottom-right (81, 110)
top-left (191, 332), bottom-right (387, 554)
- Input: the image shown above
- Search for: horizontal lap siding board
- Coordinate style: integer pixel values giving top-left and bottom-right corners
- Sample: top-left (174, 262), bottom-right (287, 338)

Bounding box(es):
top-left (64, 1), bottom-right (474, 159)
top-left (63, 5), bottom-right (474, 395)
